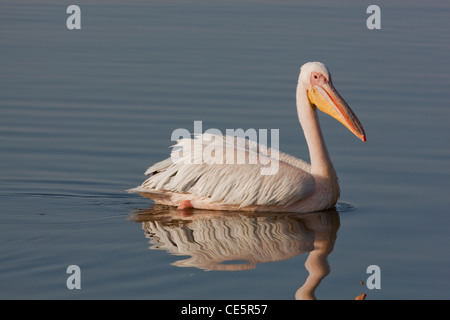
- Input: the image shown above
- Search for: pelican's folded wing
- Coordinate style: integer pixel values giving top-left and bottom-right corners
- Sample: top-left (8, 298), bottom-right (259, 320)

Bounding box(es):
top-left (131, 134), bottom-right (314, 208)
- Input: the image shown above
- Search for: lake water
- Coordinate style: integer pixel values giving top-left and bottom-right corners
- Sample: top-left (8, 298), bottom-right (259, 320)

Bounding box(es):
top-left (1, 0), bottom-right (449, 300)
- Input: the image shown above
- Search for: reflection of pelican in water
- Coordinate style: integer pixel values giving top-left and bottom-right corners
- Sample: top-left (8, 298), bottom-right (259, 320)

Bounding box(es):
top-left (129, 206), bottom-right (340, 299)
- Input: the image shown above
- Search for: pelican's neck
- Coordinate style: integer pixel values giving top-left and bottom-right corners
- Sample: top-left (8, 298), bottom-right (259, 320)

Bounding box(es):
top-left (296, 81), bottom-right (335, 177)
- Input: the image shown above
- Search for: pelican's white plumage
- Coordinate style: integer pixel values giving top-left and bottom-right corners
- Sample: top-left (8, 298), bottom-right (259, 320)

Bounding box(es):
top-left (129, 62), bottom-right (365, 213)
top-left (132, 134), bottom-right (314, 208)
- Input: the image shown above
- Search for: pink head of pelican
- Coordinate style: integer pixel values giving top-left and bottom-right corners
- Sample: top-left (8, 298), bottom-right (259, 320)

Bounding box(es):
top-left (129, 62), bottom-right (366, 213)
top-left (299, 62), bottom-right (365, 142)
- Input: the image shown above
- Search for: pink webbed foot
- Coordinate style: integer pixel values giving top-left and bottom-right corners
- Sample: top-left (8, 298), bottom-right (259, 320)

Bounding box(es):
top-left (177, 200), bottom-right (193, 210)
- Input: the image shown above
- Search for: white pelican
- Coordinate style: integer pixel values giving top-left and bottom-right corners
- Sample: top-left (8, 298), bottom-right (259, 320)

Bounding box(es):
top-left (129, 62), bottom-right (366, 213)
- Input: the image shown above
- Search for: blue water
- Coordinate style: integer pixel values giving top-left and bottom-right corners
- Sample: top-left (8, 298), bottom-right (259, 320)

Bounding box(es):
top-left (1, 0), bottom-right (449, 299)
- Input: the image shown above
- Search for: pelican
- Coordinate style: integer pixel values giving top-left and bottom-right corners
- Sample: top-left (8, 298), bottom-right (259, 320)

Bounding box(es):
top-left (129, 62), bottom-right (366, 213)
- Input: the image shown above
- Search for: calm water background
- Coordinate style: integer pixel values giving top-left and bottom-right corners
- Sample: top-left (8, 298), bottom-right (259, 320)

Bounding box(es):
top-left (1, 0), bottom-right (449, 299)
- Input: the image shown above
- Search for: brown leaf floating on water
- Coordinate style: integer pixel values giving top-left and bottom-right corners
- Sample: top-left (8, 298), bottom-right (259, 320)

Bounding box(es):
top-left (355, 293), bottom-right (367, 300)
